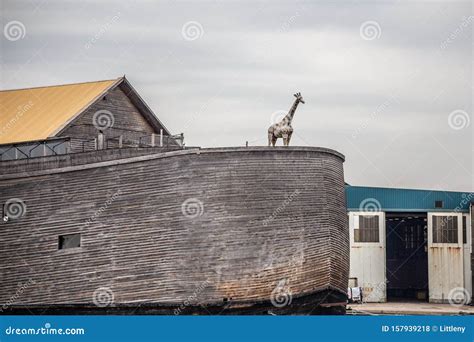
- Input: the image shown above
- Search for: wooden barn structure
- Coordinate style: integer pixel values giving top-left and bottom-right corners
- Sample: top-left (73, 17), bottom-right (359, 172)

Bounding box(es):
top-left (0, 78), bottom-right (349, 315)
top-left (0, 76), bottom-right (182, 160)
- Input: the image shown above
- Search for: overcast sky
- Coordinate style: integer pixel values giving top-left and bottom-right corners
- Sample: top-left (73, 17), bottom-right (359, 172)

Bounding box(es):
top-left (1, 0), bottom-right (472, 191)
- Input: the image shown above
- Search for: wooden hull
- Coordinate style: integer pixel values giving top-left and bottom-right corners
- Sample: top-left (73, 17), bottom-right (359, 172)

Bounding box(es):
top-left (0, 147), bottom-right (348, 314)
top-left (3, 288), bottom-right (346, 315)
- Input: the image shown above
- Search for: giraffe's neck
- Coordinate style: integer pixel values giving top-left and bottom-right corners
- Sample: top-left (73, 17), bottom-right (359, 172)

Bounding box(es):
top-left (284, 99), bottom-right (300, 125)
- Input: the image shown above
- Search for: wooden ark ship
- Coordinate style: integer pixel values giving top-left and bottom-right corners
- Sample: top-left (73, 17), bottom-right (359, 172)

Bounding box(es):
top-left (0, 77), bottom-right (349, 315)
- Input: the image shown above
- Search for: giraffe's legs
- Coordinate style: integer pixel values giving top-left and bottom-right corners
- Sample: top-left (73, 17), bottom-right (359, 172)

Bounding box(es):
top-left (271, 136), bottom-right (277, 147)
top-left (287, 132), bottom-right (293, 146)
top-left (268, 132), bottom-right (273, 147)
top-left (282, 134), bottom-right (289, 146)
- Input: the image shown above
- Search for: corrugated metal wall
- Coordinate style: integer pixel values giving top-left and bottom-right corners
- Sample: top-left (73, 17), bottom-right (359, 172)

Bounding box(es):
top-left (346, 186), bottom-right (473, 212)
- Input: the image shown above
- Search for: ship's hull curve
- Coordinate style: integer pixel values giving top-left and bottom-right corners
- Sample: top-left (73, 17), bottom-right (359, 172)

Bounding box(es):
top-left (0, 147), bottom-right (348, 314)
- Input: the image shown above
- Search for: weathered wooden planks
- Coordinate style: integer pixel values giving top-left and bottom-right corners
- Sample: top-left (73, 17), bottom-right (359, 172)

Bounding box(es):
top-left (59, 84), bottom-right (179, 152)
top-left (0, 147), bottom-right (348, 311)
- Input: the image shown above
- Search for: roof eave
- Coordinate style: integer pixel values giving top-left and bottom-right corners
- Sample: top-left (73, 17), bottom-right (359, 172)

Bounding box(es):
top-left (118, 77), bottom-right (173, 136)
top-left (52, 76), bottom-right (173, 138)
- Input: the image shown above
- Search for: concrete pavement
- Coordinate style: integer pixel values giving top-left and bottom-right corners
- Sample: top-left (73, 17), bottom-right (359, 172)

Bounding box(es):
top-left (347, 302), bottom-right (474, 315)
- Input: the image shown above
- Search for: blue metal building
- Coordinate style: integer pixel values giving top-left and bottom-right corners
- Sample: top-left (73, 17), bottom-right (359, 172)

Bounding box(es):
top-left (346, 185), bottom-right (473, 213)
top-left (345, 185), bottom-right (473, 304)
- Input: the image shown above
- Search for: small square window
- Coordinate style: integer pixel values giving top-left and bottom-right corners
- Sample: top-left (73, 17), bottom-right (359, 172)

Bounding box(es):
top-left (58, 233), bottom-right (81, 250)
top-left (432, 216), bottom-right (458, 243)
top-left (435, 200), bottom-right (443, 208)
top-left (354, 215), bottom-right (379, 243)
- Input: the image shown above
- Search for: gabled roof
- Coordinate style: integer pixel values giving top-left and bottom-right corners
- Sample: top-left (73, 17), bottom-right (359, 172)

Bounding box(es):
top-left (0, 76), bottom-right (172, 144)
top-left (0, 78), bottom-right (119, 144)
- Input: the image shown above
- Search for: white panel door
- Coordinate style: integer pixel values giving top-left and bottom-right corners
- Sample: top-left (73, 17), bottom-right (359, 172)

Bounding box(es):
top-left (349, 212), bottom-right (386, 302)
top-left (428, 212), bottom-right (464, 303)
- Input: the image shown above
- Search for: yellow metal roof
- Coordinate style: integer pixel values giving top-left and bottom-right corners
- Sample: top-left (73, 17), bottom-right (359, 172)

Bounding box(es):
top-left (0, 78), bottom-right (120, 144)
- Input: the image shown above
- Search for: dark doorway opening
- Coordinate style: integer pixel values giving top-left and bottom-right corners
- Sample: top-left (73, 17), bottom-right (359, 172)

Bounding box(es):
top-left (385, 212), bottom-right (428, 301)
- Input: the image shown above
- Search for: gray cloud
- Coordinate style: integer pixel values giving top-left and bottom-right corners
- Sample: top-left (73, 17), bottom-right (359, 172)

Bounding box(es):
top-left (1, 0), bottom-right (472, 191)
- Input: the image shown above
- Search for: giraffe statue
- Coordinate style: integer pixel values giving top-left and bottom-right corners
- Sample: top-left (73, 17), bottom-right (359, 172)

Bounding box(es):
top-left (268, 92), bottom-right (305, 147)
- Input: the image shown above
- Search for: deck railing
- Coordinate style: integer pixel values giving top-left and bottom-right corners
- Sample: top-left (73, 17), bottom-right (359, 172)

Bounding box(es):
top-left (0, 132), bottom-right (184, 161)
top-left (0, 138), bottom-right (70, 161)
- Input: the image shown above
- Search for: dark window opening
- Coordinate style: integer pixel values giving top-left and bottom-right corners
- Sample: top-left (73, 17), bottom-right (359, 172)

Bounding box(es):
top-left (432, 216), bottom-right (458, 243)
top-left (58, 233), bottom-right (81, 250)
top-left (434, 200), bottom-right (443, 208)
top-left (462, 215), bottom-right (467, 244)
top-left (354, 215), bottom-right (379, 242)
